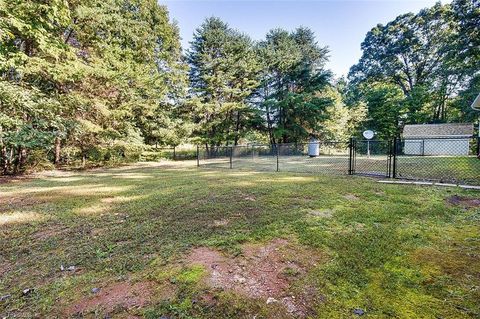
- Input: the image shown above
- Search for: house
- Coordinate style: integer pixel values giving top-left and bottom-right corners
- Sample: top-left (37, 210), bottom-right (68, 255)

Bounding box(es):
top-left (402, 123), bottom-right (474, 156)
top-left (472, 93), bottom-right (480, 111)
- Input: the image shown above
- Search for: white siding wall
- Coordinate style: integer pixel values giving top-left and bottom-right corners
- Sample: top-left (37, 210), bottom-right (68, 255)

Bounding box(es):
top-left (404, 139), bottom-right (470, 156)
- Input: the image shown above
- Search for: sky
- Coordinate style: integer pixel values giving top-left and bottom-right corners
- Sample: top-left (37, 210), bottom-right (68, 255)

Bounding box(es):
top-left (161, 0), bottom-right (449, 78)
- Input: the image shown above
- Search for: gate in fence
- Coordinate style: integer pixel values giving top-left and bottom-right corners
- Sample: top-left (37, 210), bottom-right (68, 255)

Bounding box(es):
top-left (197, 136), bottom-right (480, 185)
top-left (350, 139), bottom-right (392, 177)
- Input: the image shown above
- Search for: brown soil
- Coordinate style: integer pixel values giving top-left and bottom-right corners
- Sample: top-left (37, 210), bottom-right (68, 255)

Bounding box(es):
top-left (67, 281), bottom-right (154, 316)
top-left (0, 175), bottom-right (32, 185)
top-left (309, 209), bottom-right (334, 218)
top-left (0, 196), bottom-right (46, 211)
top-left (243, 195), bottom-right (256, 201)
top-left (0, 261), bottom-right (12, 277)
top-left (31, 224), bottom-right (70, 241)
top-left (447, 195), bottom-right (480, 208)
top-left (186, 238), bottom-right (322, 317)
top-left (344, 194), bottom-right (359, 201)
top-left (212, 219), bottom-right (230, 227)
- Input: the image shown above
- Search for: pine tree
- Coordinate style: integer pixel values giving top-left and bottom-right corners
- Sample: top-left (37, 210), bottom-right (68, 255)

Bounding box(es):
top-left (186, 17), bottom-right (261, 148)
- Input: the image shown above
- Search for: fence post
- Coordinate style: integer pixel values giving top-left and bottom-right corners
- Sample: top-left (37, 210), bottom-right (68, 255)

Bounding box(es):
top-left (196, 145), bottom-right (199, 167)
top-left (392, 138), bottom-right (398, 178)
top-left (276, 144), bottom-right (279, 172)
top-left (477, 136), bottom-right (480, 158)
top-left (387, 140), bottom-right (393, 178)
top-left (348, 137), bottom-right (354, 175)
top-left (229, 146), bottom-right (233, 169)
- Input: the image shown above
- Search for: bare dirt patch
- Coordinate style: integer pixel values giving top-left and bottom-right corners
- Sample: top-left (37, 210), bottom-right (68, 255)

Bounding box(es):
top-left (67, 281), bottom-right (154, 316)
top-left (0, 196), bottom-right (46, 211)
top-left (237, 191), bottom-right (256, 202)
top-left (243, 195), bottom-right (256, 201)
top-left (447, 195), bottom-right (480, 208)
top-left (186, 238), bottom-right (322, 317)
top-left (0, 175), bottom-right (32, 185)
top-left (31, 224), bottom-right (70, 241)
top-left (212, 219), bottom-right (230, 227)
top-left (309, 209), bottom-right (334, 218)
top-left (344, 194), bottom-right (359, 201)
top-left (0, 261), bottom-right (12, 278)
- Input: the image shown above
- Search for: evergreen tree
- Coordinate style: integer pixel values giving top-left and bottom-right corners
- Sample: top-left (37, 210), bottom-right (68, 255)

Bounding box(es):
top-left (186, 17), bottom-right (261, 148)
top-left (256, 27), bottom-right (332, 143)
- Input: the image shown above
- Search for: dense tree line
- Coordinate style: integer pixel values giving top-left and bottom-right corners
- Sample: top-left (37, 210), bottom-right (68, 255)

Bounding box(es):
top-left (186, 19), bottom-right (363, 147)
top-left (0, 0), bottom-right (478, 174)
top-left (0, 0), bottom-right (186, 174)
top-left (348, 0), bottom-right (480, 139)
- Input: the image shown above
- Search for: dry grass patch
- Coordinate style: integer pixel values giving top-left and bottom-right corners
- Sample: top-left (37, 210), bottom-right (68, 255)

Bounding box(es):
top-left (308, 209), bottom-right (334, 218)
top-left (0, 211), bottom-right (46, 226)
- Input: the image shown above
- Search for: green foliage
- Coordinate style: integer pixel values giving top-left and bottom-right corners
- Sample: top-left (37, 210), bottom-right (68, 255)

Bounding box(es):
top-left (361, 82), bottom-right (406, 139)
top-left (175, 265), bottom-right (205, 284)
top-left (348, 0), bottom-right (480, 133)
top-left (316, 86), bottom-right (367, 141)
top-left (0, 0), bottom-right (186, 174)
top-left (256, 27), bottom-right (334, 143)
top-left (187, 17), bottom-right (262, 147)
top-left (186, 20), bottom-right (365, 147)
top-left (450, 74), bottom-right (480, 122)
top-left (1, 0), bottom-right (478, 174)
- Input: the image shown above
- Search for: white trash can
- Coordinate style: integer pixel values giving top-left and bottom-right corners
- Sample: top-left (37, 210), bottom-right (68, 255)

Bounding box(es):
top-left (308, 138), bottom-right (319, 157)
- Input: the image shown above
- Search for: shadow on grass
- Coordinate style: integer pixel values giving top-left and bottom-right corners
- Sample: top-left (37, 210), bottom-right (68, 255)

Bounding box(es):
top-left (0, 162), bottom-right (479, 318)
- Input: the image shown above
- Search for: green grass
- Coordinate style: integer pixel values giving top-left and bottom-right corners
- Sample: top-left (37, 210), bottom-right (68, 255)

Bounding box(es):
top-left (0, 161), bottom-right (479, 318)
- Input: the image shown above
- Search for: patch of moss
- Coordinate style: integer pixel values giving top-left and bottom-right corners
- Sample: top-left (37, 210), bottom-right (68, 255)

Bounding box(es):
top-left (176, 265), bottom-right (206, 285)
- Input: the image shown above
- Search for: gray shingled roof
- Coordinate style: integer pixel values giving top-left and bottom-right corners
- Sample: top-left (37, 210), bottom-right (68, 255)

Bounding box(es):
top-left (403, 123), bottom-right (474, 137)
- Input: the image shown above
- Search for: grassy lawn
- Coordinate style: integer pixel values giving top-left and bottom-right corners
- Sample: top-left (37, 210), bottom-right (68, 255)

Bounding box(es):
top-left (1, 161), bottom-right (479, 318)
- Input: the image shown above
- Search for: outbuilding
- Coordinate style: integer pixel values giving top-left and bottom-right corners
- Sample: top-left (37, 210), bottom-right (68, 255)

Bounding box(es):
top-left (402, 123), bottom-right (474, 156)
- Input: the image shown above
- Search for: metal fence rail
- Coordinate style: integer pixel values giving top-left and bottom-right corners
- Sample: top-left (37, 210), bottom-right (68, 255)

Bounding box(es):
top-left (149, 147), bottom-right (197, 161)
top-left (196, 136), bottom-right (480, 185)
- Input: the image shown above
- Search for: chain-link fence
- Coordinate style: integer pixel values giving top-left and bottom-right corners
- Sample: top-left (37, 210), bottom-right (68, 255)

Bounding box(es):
top-left (199, 142), bottom-right (351, 174)
top-left (198, 146), bottom-right (233, 169)
top-left (232, 144), bottom-right (278, 171)
top-left (352, 140), bottom-right (392, 177)
top-left (395, 137), bottom-right (480, 185)
top-left (197, 137), bottom-right (480, 185)
top-left (277, 141), bottom-right (349, 174)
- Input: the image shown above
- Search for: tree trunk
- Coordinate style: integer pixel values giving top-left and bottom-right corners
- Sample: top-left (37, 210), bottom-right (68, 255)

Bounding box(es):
top-left (0, 127), bottom-right (5, 174)
top-left (440, 98), bottom-right (447, 121)
top-left (234, 111), bottom-right (241, 146)
top-left (265, 104), bottom-right (275, 145)
top-left (54, 137), bottom-right (61, 165)
top-left (0, 137), bottom-right (7, 175)
top-left (14, 146), bottom-right (27, 173)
